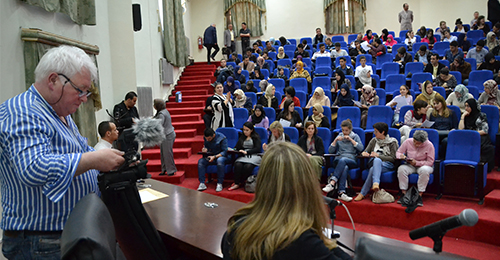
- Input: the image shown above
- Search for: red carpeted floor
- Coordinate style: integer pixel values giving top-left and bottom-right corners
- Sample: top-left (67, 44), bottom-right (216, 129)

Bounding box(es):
top-left (142, 62), bottom-right (500, 260)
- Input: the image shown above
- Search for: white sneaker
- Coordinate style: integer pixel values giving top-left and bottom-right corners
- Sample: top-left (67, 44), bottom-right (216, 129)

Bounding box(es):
top-left (197, 183), bottom-right (207, 191)
top-left (216, 183), bottom-right (223, 192)
top-left (322, 184), bottom-right (335, 193)
top-left (338, 193), bottom-right (353, 202)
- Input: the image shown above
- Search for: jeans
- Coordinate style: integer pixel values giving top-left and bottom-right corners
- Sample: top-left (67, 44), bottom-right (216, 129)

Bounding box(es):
top-left (198, 156), bottom-right (227, 184)
top-left (2, 231), bottom-right (61, 260)
top-left (331, 157), bottom-right (358, 193)
top-left (360, 158), bottom-right (394, 196)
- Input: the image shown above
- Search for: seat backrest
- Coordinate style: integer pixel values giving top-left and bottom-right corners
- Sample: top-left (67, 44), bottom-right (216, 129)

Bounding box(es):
top-left (351, 127), bottom-right (366, 146)
top-left (315, 67), bottom-right (332, 77)
top-left (449, 71), bottom-right (462, 84)
top-left (434, 86), bottom-right (446, 98)
top-left (376, 54), bottom-right (393, 69)
top-left (216, 127), bottom-right (239, 148)
top-left (290, 78), bottom-right (308, 93)
top-left (263, 107), bottom-right (276, 124)
top-left (399, 30), bottom-right (409, 39)
top-left (439, 60), bottom-right (450, 68)
top-left (299, 37), bottom-right (313, 46)
top-left (467, 85), bottom-right (480, 99)
top-left (232, 108), bottom-right (249, 129)
top-left (337, 106), bottom-right (361, 128)
top-left (294, 106), bottom-right (304, 120)
top-left (284, 45), bottom-right (295, 52)
top-left (241, 70), bottom-right (250, 81)
top-left (469, 70), bottom-right (494, 91)
top-left (331, 35), bottom-right (344, 42)
top-left (316, 56), bottom-right (331, 68)
top-left (250, 79), bottom-right (261, 90)
top-left (350, 89), bottom-right (359, 101)
top-left (381, 62), bottom-right (400, 80)
top-left (366, 106), bottom-right (394, 129)
top-left (371, 74), bottom-right (380, 88)
top-left (312, 76), bottom-right (331, 92)
top-left (260, 69), bottom-right (270, 79)
top-left (295, 91), bottom-right (307, 108)
top-left (447, 105), bottom-right (461, 129)
top-left (284, 127), bottom-right (299, 143)
top-left (385, 74), bottom-right (406, 93)
top-left (265, 60), bottom-right (275, 72)
top-left (254, 127), bottom-right (268, 147)
top-left (348, 34), bottom-right (358, 44)
top-left (334, 55), bottom-right (351, 67)
top-left (277, 58), bottom-right (293, 68)
top-left (317, 127), bottom-right (332, 153)
top-left (412, 42), bottom-right (428, 53)
top-left (285, 51), bottom-right (294, 59)
top-left (411, 72), bottom-right (433, 92)
top-left (433, 42), bottom-right (449, 56)
top-left (409, 128), bottom-right (439, 159)
top-left (404, 62), bottom-right (424, 78)
top-left (268, 51), bottom-right (277, 61)
top-left (464, 58), bottom-right (477, 71)
top-left (480, 105), bottom-right (500, 144)
top-left (226, 62), bottom-right (237, 69)
top-left (388, 127), bottom-right (401, 145)
top-left (245, 92), bottom-right (257, 106)
top-left (375, 88), bottom-right (386, 105)
top-left (308, 106), bottom-right (332, 122)
top-left (345, 75), bottom-right (356, 87)
top-left (289, 39), bottom-right (297, 46)
top-left (398, 105), bottom-right (414, 123)
top-left (446, 130), bottom-right (480, 162)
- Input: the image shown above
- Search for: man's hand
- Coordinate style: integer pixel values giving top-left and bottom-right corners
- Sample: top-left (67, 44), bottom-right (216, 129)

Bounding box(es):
top-left (77, 149), bottom-right (125, 176)
top-left (202, 147), bottom-right (208, 153)
top-left (208, 156), bottom-right (216, 162)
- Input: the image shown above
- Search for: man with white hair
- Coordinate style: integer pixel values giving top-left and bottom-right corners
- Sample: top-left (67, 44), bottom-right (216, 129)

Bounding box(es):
top-left (0, 45), bottom-right (125, 258)
top-left (203, 23), bottom-right (219, 64)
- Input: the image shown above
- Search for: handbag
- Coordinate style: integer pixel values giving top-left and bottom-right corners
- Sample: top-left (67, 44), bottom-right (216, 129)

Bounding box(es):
top-left (372, 189), bottom-right (395, 204)
top-left (245, 175), bottom-right (257, 193)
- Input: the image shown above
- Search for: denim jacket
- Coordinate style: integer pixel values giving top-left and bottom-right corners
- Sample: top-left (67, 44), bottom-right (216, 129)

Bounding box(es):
top-left (204, 132), bottom-right (228, 157)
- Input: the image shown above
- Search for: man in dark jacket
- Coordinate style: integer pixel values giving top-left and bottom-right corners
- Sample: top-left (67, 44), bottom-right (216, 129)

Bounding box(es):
top-left (113, 91), bottom-right (140, 132)
top-left (424, 53), bottom-right (446, 78)
top-left (203, 23), bottom-right (219, 64)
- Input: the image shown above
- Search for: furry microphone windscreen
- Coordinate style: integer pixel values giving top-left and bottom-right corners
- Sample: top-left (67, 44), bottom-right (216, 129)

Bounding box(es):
top-left (132, 117), bottom-right (166, 147)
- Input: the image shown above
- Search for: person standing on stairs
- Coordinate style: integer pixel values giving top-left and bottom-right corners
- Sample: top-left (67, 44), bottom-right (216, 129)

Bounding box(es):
top-left (154, 99), bottom-right (177, 176)
top-left (203, 23), bottom-right (219, 64)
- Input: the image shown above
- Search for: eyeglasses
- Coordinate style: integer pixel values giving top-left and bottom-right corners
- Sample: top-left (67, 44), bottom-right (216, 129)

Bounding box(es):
top-left (58, 74), bottom-right (92, 98)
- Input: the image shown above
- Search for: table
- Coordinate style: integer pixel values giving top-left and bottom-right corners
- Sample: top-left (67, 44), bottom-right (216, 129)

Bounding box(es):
top-left (141, 179), bottom-right (470, 260)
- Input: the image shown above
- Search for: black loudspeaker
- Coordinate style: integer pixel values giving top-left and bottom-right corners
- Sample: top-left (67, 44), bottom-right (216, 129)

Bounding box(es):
top-left (132, 4), bottom-right (142, 32)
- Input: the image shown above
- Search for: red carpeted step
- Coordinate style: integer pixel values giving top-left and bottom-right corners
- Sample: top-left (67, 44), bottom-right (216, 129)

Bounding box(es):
top-left (177, 79), bottom-right (211, 86)
top-left (172, 120), bottom-right (205, 134)
top-left (168, 107), bottom-right (205, 116)
top-left (183, 67), bottom-right (215, 73)
top-left (171, 113), bottom-right (201, 122)
top-left (142, 149), bottom-right (161, 160)
top-left (172, 89), bottom-right (209, 96)
top-left (172, 136), bottom-right (204, 151)
top-left (180, 75), bottom-right (216, 82)
top-left (166, 101), bottom-right (204, 108)
top-left (173, 84), bottom-right (213, 91)
top-left (149, 171), bottom-right (185, 184)
top-left (182, 71), bottom-right (214, 77)
top-left (174, 129), bottom-right (197, 138)
top-left (485, 172), bottom-right (500, 194)
top-left (484, 189), bottom-right (500, 209)
top-left (173, 147), bottom-right (192, 159)
top-left (168, 94), bottom-right (211, 102)
top-left (147, 154), bottom-right (201, 174)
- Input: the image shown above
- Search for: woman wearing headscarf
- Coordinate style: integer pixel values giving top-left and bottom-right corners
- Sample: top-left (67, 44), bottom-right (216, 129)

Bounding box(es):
top-left (478, 80), bottom-right (500, 108)
top-left (459, 98), bottom-right (495, 171)
top-left (289, 61), bottom-right (312, 83)
top-left (257, 83), bottom-right (279, 110)
top-left (333, 84), bottom-right (355, 107)
top-left (305, 104), bottom-right (330, 128)
top-left (224, 76), bottom-right (240, 95)
top-left (486, 32), bottom-right (500, 56)
top-left (450, 56), bottom-right (472, 85)
top-left (306, 87), bottom-right (331, 108)
top-left (247, 104), bottom-right (269, 129)
top-left (276, 46), bottom-right (289, 60)
top-left (233, 65), bottom-right (246, 85)
top-left (355, 67), bottom-right (376, 90)
top-left (332, 69), bottom-right (352, 94)
top-left (233, 89), bottom-right (253, 113)
top-left (446, 84), bottom-right (474, 113)
top-left (255, 56), bottom-right (270, 72)
top-left (415, 80), bottom-right (444, 115)
top-left (243, 81), bottom-right (258, 93)
top-left (360, 85), bottom-right (379, 129)
top-left (292, 55), bottom-right (306, 70)
top-left (433, 67), bottom-right (458, 96)
top-left (478, 53), bottom-right (500, 74)
top-left (250, 68), bottom-right (265, 80)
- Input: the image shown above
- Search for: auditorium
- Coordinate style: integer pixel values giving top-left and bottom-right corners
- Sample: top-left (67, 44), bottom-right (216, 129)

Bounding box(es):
top-left (1, 0), bottom-right (500, 259)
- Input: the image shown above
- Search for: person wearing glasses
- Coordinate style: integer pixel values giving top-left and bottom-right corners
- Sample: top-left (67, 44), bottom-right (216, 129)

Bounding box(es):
top-left (113, 91), bottom-right (140, 132)
top-left (0, 45), bottom-right (125, 259)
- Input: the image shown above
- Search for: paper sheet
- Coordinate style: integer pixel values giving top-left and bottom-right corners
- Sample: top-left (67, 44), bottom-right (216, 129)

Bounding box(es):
top-left (392, 95), bottom-right (409, 110)
top-left (279, 119), bottom-right (291, 127)
top-left (421, 120), bottom-right (435, 128)
top-left (139, 188), bottom-right (169, 204)
top-left (353, 100), bottom-right (362, 107)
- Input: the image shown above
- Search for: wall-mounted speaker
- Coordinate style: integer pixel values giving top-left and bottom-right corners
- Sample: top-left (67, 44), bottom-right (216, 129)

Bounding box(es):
top-left (132, 4), bottom-right (142, 32)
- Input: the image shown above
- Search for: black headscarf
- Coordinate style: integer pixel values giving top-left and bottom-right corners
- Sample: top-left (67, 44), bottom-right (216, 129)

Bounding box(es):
top-left (251, 104), bottom-right (265, 124)
top-left (338, 84), bottom-right (354, 107)
top-left (464, 98), bottom-right (480, 130)
top-left (335, 68), bottom-right (346, 86)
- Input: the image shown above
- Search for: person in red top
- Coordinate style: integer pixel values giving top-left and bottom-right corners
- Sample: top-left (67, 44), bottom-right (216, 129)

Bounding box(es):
top-left (362, 29), bottom-right (375, 42)
top-left (279, 86), bottom-right (301, 109)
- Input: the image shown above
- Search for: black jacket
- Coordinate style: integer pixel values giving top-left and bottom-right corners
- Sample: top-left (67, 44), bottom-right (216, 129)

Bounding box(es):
top-left (113, 101), bottom-right (139, 130)
top-left (235, 135), bottom-right (261, 155)
top-left (424, 62), bottom-right (446, 77)
top-left (297, 134), bottom-right (325, 156)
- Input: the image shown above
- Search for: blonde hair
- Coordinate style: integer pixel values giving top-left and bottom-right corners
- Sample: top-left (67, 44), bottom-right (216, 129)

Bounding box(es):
top-left (269, 121), bottom-right (284, 135)
top-left (431, 95), bottom-right (450, 118)
top-left (227, 142), bottom-right (335, 260)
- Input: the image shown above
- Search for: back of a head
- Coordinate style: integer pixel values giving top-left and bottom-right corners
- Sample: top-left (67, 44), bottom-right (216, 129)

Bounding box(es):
top-left (284, 86), bottom-right (295, 97)
top-left (153, 99), bottom-right (165, 111)
top-left (34, 45), bottom-right (98, 83)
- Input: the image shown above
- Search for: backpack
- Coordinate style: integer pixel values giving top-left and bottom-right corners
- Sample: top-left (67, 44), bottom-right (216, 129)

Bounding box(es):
top-left (401, 186), bottom-right (422, 213)
top-left (245, 175), bottom-right (257, 193)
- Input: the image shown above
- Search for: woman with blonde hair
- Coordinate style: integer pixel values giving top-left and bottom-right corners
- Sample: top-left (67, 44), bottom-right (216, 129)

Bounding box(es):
top-left (262, 121), bottom-right (291, 151)
top-left (222, 142), bottom-right (351, 260)
top-left (306, 87), bottom-right (331, 108)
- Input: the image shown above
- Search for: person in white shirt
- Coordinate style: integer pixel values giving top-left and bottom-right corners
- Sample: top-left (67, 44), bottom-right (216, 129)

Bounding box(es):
top-left (330, 42), bottom-right (349, 60)
top-left (354, 56), bottom-right (373, 78)
top-left (442, 30), bottom-right (457, 43)
top-left (311, 43), bottom-right (330, 61)
top-left (94, 121), bottom-right (119, 150)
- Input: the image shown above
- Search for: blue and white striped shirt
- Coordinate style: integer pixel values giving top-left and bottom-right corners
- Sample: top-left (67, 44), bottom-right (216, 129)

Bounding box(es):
top-left (0, 85), bottom-right (100, 231)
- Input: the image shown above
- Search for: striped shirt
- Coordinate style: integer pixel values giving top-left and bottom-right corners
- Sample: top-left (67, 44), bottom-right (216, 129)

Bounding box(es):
top-left (0, 85), bottom-right (100, 231)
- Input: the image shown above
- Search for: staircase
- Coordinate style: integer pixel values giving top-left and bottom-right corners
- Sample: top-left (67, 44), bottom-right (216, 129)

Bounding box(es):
top-left (142, 62), bottom-right (217, 184)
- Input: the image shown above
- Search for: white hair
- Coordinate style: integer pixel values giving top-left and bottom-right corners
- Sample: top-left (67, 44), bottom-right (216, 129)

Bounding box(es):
top-left (34, 45), bottom-right (98, 83)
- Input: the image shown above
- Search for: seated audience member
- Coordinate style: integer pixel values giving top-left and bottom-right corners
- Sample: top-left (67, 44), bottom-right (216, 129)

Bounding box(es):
top-left (380, 28), bottom-right (396, 49)
top-left (415, 80), bottom-right (444, 111)
top-left (262, 121), bottom-right (291, 151)
top-left (294, 44), bottom-right (310, 58)
top-left (362, 29), bottom-right (375, 42)
top-left (457, 33), bottom-right (472, 52)
top-left (431, 95), bottom-right (458, 131)
top-left (494, 22), bottom-right (500, 39)
top-left (258, 83), bottom-right (279, 110)
top-left (472, 15), bottom-right (490, 36)
top-left (277, 99), bottom-right (302, 128)
top-left (247, 104), bottom-right (269, 129)
top-left (350, 33), bottom-right (364, 48)
top-left (444, 41), bottom-right (464, 62)
top-left (387, 85), bottom-right (413, 123)
top-left (478, 53), bottom-right (500, 74)
top-left (238, 55), bottom-right (255, 73)
top-left (256, 39), bottom-right (263, 47)
top-left (331, 42), bottom-right (349, 60)
top-left (336, 57), bottom-right (354, 76)
top-left (470, 11), bottom-right (479, 27)
top-left (228, 51), bottom-right (241, 64)
top-left (496, 70), bottom-right (500, 85)
top-left (367, 38), bottom-right (386, 63)
top-left (273, 66), bottom-right (289, 81)
top-left (301, 39), bottom-right (311, 50)
top-left (400, 100), bottom-right (429, 143)
top-left (306, 87), bottom-right (331, 109)
top-left (454, 18), bottom-right (469, 33)
top-left (305, 104), bottom-right (330, 128)
top-left (394, 47), bottom-right (412, 72)
top-left (245, 48), bottom-right (257, 63)
top-left (313, 27), bottom-right (327, 47)
top-left (289, 61), bottom-right (312, 84)
top-left (297, 122), bottom-right (325, 179)
top-left (243, 80), bottom-right (258, 93)
top-left (354, 55), bottom-right (373, 77)
top-left (276, 46), bottom-right (289, 60)
top-left (466, 40), bottom-right (488, 68)
top-left (228, 122), bottom-right (262, 191)
top-left (459, 98), bottom-right (495, 170)
top-left (421, 29), bottom-right (437, 50)
top-left (396, 130), bottom-right (435, 203)
top-left (416, 26), bottom-right (427, 39)
top-left (94, 121), bottom-right (118, 150)
top-left (424, 53), bottom-right (446, 78)
top-left (333, 84), bottom-right (355, 107)
top-left (355, 122), bottom-right (399, 201)
top-left (233, 89), bottom-right (253, 113)
top-left (360, 85), bottom-right (379, 129)
top-left (255, 56), bottom-right (270, 72)
top-left (197, 128), bottom-right (228, 192)
top-left (450, 56), bottom-right (472, 85)
top-left (355, 67), bottom-right (376, 90)
top-left (311, 43), bottom-right (331, 61)
top-left (264, 40), bottom-right (276, 52)
top-left (414, 45), bottom-right (432, 66)
top-left (404, 30), bottom-right (417, 51)
top-left (436, 21), bottom-right (449, 39)
top-left (446, 84), bottom-right (474, 113)
top-left (252, 42), bottom-right (262, 55)
top-left (349, 40), bottom-right (366, 63)
top-left (233, 65), bottom-right (246, 85)
top-left (486, 32), bottom-right (500, 56)
top-left (250, 68), bottom-right (265, 80)
top-left (442, 30), bottom-right (457, 43)
top-left (332, 69), bottom-right (353, 95)
top-left (214, 59), bottom-right (233, 83)
top-left (224, 76), bottom-right (240, 95)
top-left (259, 79), bottom-right (269, 93)
top-left (212, 83), bottom-right (234, 130)
top-left (291, 55), bottom-right (306, 70)
top-left (222, 142), bottom-right (352, 260)
top-left (323, 119), bottom-right (364, 202)
top-left (325, 37), bottom-right (335, 50)
top-left (433, 68), bottom-right (458, 96)
top-left (278, 36), bottom-right (291, 46)
top-left (478, 80), bottom-right (500, 108)
top-left (261, 50), bottom-right (271, 61)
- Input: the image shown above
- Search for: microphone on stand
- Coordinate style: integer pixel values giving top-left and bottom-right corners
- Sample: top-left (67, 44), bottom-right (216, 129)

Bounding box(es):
top-left (410, 209), bottom-right (478, 240)
top-left (323, 196), bottom-right (342, 208)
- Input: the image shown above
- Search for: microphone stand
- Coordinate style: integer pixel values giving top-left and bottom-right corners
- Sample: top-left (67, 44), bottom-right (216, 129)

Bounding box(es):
top-left (327, 200), bottom-right (355, 253)
top-left (430, 232), bottom-right (445, 253)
